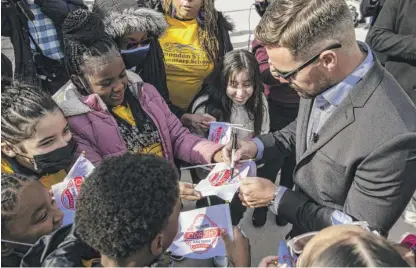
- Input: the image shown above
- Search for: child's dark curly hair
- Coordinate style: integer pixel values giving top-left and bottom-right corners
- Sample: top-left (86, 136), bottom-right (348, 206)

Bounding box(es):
top-left (74, 153), bottom-right (179, 261)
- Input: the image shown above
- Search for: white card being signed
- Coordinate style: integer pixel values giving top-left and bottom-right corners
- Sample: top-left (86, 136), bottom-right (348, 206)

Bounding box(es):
top-left (195, 161), bottom-right (256, 201)
top-left (207, 122), bottom-right (232, 145)
top-left (168, 204), bottom-right (233, 259)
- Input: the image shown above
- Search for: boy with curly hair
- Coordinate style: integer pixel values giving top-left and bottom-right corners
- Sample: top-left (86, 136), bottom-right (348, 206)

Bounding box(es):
top-left (74, 153), bottom-right (250, 267)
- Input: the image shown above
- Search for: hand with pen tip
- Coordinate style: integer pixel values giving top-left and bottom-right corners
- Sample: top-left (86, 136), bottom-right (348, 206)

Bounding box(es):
top-left (222, 138), bottom-right (259, 164)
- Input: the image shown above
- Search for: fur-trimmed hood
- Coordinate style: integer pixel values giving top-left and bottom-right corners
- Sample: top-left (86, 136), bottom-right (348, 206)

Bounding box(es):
top-left (92, 0), bottom-right (168, 39)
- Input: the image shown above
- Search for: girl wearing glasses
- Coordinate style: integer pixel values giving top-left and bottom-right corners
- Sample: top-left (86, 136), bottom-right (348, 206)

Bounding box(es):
top-left (258, 224), bottom-right (414, 267)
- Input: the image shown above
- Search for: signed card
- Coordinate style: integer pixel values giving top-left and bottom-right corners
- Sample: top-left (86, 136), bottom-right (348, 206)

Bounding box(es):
top-left (168, 204), bottom-right (233, 259)
top-left (208, 122), bottom-right (232, 145)
top-left (195, 161), bottom-right (256, 201)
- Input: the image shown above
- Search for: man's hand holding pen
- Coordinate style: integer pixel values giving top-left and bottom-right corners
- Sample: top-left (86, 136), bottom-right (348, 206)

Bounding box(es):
top-left (222, 138), bottom-right (259, 164)
top-left (222, 137), bottom-right (278, 208)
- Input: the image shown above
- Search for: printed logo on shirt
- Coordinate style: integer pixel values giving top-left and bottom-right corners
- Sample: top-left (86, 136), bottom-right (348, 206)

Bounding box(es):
top-left (61, 176), bottom-right (83, 210)
top-left (184, 214), bottom-right (222, 254)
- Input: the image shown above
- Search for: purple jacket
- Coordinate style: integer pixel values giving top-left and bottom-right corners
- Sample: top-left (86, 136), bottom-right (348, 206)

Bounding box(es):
top-left (53, 71), bottom-right (222, 166)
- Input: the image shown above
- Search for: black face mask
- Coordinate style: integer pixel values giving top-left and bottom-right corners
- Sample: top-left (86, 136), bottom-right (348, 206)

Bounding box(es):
top-left (32, 138), bottom-right (77, 175)
top-left (120, 44), bottom-right (151, 71)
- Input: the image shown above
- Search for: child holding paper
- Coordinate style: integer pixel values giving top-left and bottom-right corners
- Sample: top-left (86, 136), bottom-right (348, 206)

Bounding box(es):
top-left (190, 49), bottom-right (270, 139)
top-left (20, 154), bottom-right (250, 267)
top-left (190, 50), bottom-right (275, 230)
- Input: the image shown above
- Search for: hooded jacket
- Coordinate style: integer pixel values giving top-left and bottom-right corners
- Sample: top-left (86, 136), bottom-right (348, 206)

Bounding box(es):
top-left (21, 225), bottom-right (101, 267)
top-left (53, 71), bottom-right (222, 167)
top-left (92, 0), bottom-right (185, 118)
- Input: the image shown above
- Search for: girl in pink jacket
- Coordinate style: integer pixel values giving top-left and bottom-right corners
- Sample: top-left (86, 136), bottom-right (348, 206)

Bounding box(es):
top-left (53, 10), bottom-right (223, 198)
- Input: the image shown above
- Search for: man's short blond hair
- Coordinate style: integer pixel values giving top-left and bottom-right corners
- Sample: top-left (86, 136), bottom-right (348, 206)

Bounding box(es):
top-left (255, 0), bottom-right (356, 59)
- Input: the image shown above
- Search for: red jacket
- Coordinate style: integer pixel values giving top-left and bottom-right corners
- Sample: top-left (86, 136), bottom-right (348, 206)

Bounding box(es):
top-left (252, 39), bottom-right (299, 104)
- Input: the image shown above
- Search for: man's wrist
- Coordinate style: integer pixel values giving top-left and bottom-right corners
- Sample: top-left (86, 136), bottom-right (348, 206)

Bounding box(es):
top-left (268, 186), bottom-right (288, 215)
top-left (252, 137), bottom-right (264, 160)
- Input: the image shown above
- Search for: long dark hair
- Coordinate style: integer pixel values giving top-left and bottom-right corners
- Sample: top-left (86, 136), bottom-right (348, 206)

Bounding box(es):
top-left (190, 50), bottom-right (265, 136)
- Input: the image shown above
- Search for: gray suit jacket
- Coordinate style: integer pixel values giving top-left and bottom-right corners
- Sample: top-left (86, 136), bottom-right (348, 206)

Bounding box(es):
top-left (258, 59), bottom-right (416, 235)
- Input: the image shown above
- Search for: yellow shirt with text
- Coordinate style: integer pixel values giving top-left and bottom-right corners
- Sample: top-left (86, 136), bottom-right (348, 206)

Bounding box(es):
top-left (159, 16), bottom-right (214, 109)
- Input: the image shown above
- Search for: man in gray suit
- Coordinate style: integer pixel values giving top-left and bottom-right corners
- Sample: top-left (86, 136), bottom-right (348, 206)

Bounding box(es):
top-left (223, 0), bottom-right (416, 236)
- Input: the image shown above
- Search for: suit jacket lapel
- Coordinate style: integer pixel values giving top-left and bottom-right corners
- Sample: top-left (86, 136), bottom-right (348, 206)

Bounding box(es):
top-left (297, 58), bottom-right (384, 163)
top-left (297, 98), bottom-right (313, 161)
top-left (299, 97), bottom-right (355, 162)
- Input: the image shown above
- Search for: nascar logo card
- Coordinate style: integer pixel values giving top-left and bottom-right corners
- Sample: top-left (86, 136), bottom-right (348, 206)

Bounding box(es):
top-left (207, 122), bottom-right (232, 145)
top-left (168, 204), bottom-right (233, 259)
top-left (195, 161), bottom-right (256, 201)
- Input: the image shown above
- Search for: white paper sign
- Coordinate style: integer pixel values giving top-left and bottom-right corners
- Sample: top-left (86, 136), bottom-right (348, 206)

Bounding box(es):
top-left (51, 154), bottom-right (95, 225)
top-left (195, 161), bottom-right (256, 201)
top-left (168, 204), bottom-right (233, 259)
top-left (51, 176), bottom-right (84, 225)
top-left (65, 153), bottom-right (95, 181)
top-left (208, 122), bottom-right (232, 145)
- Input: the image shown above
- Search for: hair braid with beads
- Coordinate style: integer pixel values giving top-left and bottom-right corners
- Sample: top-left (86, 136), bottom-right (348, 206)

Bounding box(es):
top-left (1, 173), bottom-right (34, 234)
top-left (162, 0), bottom-right (219, 62)
top-left (62, 9), bottom-right (121, 88)
top-left (1, 83), bottom-right (59, 145)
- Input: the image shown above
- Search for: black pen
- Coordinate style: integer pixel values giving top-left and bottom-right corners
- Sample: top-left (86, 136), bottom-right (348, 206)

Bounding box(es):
top-left (230, 132), bottom-right (237, 179)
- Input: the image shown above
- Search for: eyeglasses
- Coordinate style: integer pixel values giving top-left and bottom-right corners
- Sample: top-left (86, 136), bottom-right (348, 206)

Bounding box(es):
top-left (270, 43), bottom-right (342, 81)
top-left (287, 221), bottom-right (377, 256)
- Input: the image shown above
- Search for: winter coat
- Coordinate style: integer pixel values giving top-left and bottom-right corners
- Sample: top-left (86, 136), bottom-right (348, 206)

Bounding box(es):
top-left (21, 225), bottom-right (100, 267)
top-left (53, 71), bottom-right (222, 166)
top-left (92, 0), bottom-right (186, 118)
top-left (1, 0), bottom-right (86, 93)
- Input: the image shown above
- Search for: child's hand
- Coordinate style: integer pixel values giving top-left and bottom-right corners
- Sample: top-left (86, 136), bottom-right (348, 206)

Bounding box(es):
top-left (181, 113), bottom-right (216, 134)
top-left (258, 256), bottom-right (279, 267)
top-left (222, 226), bottom-right (251, 267)
top-left (179, 182), bottom-right (201, 201)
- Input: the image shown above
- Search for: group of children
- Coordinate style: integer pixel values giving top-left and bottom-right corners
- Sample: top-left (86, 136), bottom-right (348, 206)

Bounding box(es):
top-left (1, 6), bottom-right (269, 266)
top-left (2, 5), bottom-right (414, 268)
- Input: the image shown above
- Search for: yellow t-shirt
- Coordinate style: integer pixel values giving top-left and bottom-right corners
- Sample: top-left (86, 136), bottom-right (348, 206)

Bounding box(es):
top-left (112, 104), bottom-right (164, 158)
top-left (159, 16), bottom-right (214, 109)
top-left (1, 158), bottom-right (67, 189)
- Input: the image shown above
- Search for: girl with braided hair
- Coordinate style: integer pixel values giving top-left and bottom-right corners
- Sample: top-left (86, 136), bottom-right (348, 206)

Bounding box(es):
top-left (55, 9), bottom-right (223, 199)
top-left (158, 0), bottom-right (234, 134)
top-left (92, 0), bottom-right (221, 135)
top-left (1, 173), bottom-right (64, 267)
top-left (1, 83), bottom-right (76, 189)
